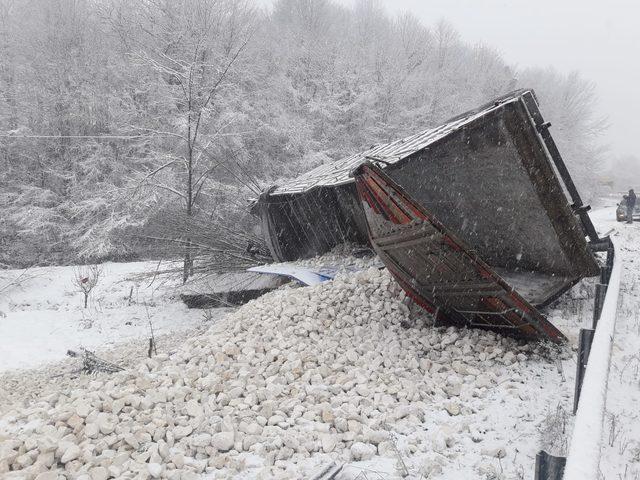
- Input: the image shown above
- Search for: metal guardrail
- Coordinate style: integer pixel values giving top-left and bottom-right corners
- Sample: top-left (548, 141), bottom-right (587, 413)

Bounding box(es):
top-left (535, 238), bottom-right (620, 480)
top-left (534, 239), bottom-right (622, 480)
top-left (563, 239), bottom-right (620, 480)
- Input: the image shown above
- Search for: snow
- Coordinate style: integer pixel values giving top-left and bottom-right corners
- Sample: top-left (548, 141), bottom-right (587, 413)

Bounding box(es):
top-left (0, 200), bottom-right (637, 479)
top-left (589, 200), bottom-right (640, 479)
top-left (0, 261), bottom-right (226, 371)
top-left (0, 262), bottom-right (574, 479)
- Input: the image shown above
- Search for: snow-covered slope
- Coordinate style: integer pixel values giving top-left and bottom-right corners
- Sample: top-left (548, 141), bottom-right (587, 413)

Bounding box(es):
top-left (0, 261), bottom-right (226, 372)
top-left (0, 203), bottom-right (636, 479)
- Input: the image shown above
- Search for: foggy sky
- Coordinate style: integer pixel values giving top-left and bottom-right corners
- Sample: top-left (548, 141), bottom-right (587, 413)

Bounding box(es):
top-left (326, 0), bottom-right (639, 160)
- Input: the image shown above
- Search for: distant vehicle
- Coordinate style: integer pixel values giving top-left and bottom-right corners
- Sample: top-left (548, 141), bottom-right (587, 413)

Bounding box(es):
top-left (616, 195), bottom-right (640, 221)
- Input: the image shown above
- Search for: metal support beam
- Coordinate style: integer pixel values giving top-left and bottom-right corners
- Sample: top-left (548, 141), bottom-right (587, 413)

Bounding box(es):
top-left (588, 238), bottom-right (612, 253)
top-left (521, 92), bottom-right (600, 243)
top-left (309, 462), bottom-right (343, 480)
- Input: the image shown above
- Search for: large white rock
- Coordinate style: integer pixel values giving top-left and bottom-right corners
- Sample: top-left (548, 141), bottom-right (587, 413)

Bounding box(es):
top-left (362, 425), bottom-right (387, 445)
top-left (355, 384), bottom-right (370, 397)
top-left (111, 399), bottom-right (125, 415)
top-left (85, 423), bottom-right (99, 439)
top-left (212, 432), bottom-right (235, 452)
top-left (191, 433), bottom-right (212, 448)
top-left (37, 451), bottom-right (55, 468)
top-left (239, 421), bottom-right (262, 436)
top-left (96, 414), bottom-right (116, 435)
top-left (321, 434), bottom-right (336, 453)
top-left (34, 473), bottom-right (59, 480)
top-left (444, 402), bottom-right (461, 416)
top-left (37, 436), bottom-right (57, 454)
top-left (173, 425), bottom-right (193, 440)
top-left (66, 413), bottom-right (84, 431)
top-left (185, 399), bottom-right (204, 417)
top-left (123, 434), bottom-right (139, 450)
top-left (60, 444), bottom-right (81, 464)
top-left (377, 440), bottom-right (396, 457)
top-left (475, 374), bottom-right (492, 388)
top-left (75, 402), bottom-right (92, 418)
top-left (148, 462), bottom-right (163, 478)
top-left (14, 454), bottom-right (32, 470)
top-left (350, 442), bottom-right (376, 461)
top-left (171, 453), bottom-right (185, 469)
top-left (89, 466), bottom-right (109, 480)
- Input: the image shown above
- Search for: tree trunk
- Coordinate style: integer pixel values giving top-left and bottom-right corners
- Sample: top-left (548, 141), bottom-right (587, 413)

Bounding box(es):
top-left (182, 238), bottom-right (192, 284)
top-left (183, 124), bottom-right (194, 284)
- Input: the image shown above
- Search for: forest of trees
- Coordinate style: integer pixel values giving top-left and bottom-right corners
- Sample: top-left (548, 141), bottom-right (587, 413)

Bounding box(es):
top-left (0, 0), bottom-right (607, 270)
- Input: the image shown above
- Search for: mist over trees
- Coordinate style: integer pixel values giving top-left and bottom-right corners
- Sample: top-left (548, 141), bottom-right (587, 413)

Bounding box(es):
top-left (608, 154), bottom-right (640, 192)
top-left (0, 0), bottom-right (607, 269)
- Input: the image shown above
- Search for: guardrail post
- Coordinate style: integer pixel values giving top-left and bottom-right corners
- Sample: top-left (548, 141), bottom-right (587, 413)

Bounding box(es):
top-left (599, 242), bottom-right (615, 285)
top-left (592, 284), bottom-right (607, 329)
top-left (573, 328), bottom-right (595, 414)
top-left (606, 242), bottom-right (614, 268)
top-left (534, 450), bottom-right (567, 480)
top-left (599, 266), bottom-right (608, 285)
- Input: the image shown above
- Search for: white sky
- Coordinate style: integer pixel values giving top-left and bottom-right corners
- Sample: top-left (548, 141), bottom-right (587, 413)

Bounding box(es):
top-left (364, 0), bottom-right (640, 158)
top-left (265, 0), bottom-right (640, 158)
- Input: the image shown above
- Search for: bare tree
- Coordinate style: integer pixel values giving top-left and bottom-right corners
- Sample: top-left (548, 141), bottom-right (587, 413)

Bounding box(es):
top-left (0, 0), bottom-right (609, 269)
top-left (517, 68), bottom-right (609, 199)
top-left (72, 264), bottom-right (102, 308)
top-left (106, 0), bottom-right (257, 283)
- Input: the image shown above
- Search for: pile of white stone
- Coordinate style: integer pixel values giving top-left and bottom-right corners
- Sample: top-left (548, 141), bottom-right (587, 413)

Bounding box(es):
top-left (0, 267), bottom-right (554, 480)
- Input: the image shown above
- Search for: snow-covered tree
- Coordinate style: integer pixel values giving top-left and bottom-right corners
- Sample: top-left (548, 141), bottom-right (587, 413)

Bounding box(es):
top-left (0, 0), bottom-right (608, 268)
top-left (517, 68), bottom-right (608, 200)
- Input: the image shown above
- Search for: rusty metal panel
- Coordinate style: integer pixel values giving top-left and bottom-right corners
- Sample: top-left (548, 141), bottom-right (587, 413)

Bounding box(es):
top-left (353, 162), bottom-right (566, 342)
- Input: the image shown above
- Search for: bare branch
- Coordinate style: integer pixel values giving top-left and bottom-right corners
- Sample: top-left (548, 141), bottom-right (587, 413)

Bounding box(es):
top-left (149, 182), bottom-right (188, 200)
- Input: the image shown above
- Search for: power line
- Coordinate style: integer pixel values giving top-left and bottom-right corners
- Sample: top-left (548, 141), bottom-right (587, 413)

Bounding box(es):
top-left (0, 134), bottom-right (154, 139)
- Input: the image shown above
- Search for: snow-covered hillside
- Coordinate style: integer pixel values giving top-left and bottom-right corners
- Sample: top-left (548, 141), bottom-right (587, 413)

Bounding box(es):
top-left (0, 203), bottom-right (636, 479)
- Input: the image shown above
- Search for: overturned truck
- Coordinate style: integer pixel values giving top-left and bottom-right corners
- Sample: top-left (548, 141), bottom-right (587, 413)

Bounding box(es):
top-left (252, 89), bottom-right (604, 341)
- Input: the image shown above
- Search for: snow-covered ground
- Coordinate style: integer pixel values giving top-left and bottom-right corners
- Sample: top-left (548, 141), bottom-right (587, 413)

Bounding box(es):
top-left (0, 261), bottom-right (227, 371)
top-left (0, 202), bottom-right (636, 479)
top-left (590, 202), bottom-right (640, 479)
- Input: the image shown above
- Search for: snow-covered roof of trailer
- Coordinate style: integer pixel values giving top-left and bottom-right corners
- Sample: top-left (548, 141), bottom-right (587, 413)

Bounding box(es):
top-left (269, 90), bottom-right (533, 196)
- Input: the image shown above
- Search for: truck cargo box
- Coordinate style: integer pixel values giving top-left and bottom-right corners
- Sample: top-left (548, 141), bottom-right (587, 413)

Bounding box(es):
top-left (253, 89), bottom-right (601, 339)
